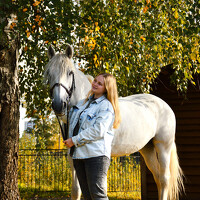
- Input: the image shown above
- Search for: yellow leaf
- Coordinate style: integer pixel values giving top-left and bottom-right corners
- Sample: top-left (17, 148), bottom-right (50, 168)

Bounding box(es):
top-left (95, 60), bottom-right (99, 67)
top-left (143, 6), bottom-right (148, 13)
top-left (91, 44), bottom-right (96, 50)
top-left (174, 10), bottom-right (178, 19)
top-left (85, 36), bottom-right (88, 41)
top-left (95, 26), bottom-right (100, 32)
top-left (126, 67), bottom-right (129, 73)
top-left (33, 1), bottom-right (41, 6)
top-left (190, 53), bottom-right (196, 61)
top-left (177, 43), bottom-right (182, 50)
top-left (95, 22), bottom-right (98, 26)
top-left (146, 0), bottom-right (150, 4)
top-left (23, 8), bottom-right (28, 12)
top-left (26, 31), bottom-right (30, 38)
top-left (140, 36), bottom-right (146, 41)
top-left (35, 15), bottom-right (40, 22)
top-left (93, 54), bottom-right (98, 63)
top-left (11, 22), bottom-right (16, 29)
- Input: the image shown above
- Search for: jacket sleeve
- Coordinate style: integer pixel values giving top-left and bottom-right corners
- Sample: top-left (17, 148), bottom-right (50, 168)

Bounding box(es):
top-left (72, 107), bottom-right (114, 147)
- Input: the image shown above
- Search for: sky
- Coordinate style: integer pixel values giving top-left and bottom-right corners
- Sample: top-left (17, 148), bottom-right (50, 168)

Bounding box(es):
top-left (19, 104), bottom-right (29, 137)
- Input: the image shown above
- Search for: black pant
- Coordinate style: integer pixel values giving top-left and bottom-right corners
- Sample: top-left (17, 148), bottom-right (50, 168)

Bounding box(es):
top-left (73, 156), bottom-right (110, 200)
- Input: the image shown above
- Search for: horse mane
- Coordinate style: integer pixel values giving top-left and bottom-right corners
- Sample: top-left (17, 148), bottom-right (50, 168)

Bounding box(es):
top-left (85, 74), bottom-right (94, 83)
top-left (44, 53), bottom-right (75, 86)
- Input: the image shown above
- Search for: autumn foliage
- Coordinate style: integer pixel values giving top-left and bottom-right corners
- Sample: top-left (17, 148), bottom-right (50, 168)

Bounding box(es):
top-left (1, 0), bottom-right (199, 127)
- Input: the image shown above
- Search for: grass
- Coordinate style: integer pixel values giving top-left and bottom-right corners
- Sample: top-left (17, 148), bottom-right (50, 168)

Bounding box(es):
top-left (108, 192), bottom-right (140, 200)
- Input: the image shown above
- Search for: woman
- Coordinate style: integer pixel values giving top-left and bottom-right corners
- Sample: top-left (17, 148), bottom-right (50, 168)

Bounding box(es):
top-left (64, 73), bottom-right (121, 200)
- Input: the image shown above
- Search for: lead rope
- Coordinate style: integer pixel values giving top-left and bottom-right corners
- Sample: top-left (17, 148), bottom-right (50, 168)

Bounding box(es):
top-left (56, 103), bottom-right (70, 141)
top-left (66, 103), bottom-right (70, 139)
top-left (56, 115), bottom-right (66, 140)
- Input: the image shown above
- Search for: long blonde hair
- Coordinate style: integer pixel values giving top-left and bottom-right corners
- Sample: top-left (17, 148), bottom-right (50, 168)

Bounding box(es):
top-left (86, 73), bottom-right (121, 129)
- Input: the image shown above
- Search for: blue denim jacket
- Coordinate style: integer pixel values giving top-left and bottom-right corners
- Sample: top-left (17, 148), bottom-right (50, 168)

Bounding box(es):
top-left (69, 95), bottom-right (115, 159)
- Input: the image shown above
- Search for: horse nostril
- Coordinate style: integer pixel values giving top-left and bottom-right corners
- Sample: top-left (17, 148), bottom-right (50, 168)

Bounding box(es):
top-left (63, 101), bottom-right (67, 109)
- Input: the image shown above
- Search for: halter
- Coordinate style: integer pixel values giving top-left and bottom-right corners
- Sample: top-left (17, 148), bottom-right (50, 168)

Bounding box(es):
top-left (50, 71), bottom-right (75, 140)
top-left (50, 71), bottom-right (75, 100)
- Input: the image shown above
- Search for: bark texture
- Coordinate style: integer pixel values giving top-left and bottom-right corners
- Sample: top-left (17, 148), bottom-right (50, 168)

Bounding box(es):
top-left (0, 17), bottom-right (20, 199)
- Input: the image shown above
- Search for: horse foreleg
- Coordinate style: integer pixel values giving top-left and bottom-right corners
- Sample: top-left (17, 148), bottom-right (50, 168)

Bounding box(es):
top-left (139, 142), bottom-right (161, 198)
top-left (68, 155), bottom-right (82, 200)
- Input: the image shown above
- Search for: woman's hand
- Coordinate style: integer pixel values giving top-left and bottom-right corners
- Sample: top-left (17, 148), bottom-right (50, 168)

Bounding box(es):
top-left (63, 138), bottom-right (74, 148)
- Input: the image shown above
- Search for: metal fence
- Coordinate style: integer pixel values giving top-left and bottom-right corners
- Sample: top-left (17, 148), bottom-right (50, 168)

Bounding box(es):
top-left (18, 149), bottom-right (141, 194)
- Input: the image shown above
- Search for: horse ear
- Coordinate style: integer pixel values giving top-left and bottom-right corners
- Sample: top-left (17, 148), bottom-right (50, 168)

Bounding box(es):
top-left (65, 44), bottom-right (73, 59)
top-left (48, 45), bottom-right (55, 59)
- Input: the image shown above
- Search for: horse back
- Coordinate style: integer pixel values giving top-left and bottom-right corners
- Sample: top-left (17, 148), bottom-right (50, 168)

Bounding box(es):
top-left (111, 94), bottom-right (175, 156)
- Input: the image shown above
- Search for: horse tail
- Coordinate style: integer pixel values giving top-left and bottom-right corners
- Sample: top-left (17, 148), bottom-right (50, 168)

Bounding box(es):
top-left (168, 142), bottom-right (185, 200)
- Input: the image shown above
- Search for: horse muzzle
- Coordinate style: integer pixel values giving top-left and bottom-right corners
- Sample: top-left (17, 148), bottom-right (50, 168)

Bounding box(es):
top-left (52, 98), bottom-right (67, 116)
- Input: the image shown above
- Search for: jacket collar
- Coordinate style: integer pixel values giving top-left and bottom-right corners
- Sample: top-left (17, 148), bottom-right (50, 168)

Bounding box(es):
top-left (89, 94), bottom-right (107, 104)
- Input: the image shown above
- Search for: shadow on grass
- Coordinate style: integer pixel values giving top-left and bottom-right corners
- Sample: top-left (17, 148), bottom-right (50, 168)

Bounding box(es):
top-left (20, 192), bottom-right (140, 200)
top-left (20, 189), bottom-right (71, 200)
top-left (20, 188), bottom-right (140, 200)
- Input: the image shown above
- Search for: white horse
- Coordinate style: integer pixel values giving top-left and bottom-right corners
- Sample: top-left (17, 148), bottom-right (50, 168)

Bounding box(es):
top-left (44, 45), bottom-right (184, 200)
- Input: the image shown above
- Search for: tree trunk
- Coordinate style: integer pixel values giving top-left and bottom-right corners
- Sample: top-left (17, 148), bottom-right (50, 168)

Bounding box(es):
top-left (0, 16), bottom-right (20, 199)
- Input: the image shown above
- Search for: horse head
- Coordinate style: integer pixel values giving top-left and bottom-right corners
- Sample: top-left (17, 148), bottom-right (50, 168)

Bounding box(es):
top-left (44, 45), bottom-right (75, 117)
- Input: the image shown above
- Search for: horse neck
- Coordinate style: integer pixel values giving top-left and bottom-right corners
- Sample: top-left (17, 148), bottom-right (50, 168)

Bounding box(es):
top-left (70, 70), bottom-right (91, 106)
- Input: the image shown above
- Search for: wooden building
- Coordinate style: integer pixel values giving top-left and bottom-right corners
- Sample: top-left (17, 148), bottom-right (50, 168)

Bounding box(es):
top-left (141, 68), bottom-right (200, 200)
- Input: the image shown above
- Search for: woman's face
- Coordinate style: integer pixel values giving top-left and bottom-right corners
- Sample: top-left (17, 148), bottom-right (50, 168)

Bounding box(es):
top-left (92, 75), bottom-right (106, 98)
